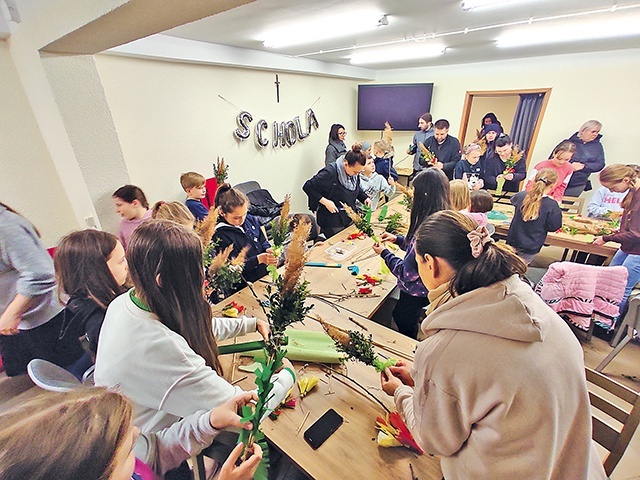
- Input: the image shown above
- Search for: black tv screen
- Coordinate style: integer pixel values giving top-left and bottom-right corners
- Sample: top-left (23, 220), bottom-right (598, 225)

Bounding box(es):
top-left (357, 83), bottom-right (434, 131)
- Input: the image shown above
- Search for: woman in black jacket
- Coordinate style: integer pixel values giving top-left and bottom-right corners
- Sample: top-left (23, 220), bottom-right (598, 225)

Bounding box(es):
top-left (305, 143), bottom-right (372, 238)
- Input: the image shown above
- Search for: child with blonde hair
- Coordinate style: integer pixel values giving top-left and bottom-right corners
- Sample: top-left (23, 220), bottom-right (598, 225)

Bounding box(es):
top-left (454, 143), bottom-right (484, 190)
top-left (525, 141), bottom-right (576, 201)
top-left (359, 155), bottom-right (395, 210)
top-left (507, 168), bottom-right (563, 264)
top-left (180, 171), bottom-right (209, 221)
top-left (151, 201), bottom-right (195, 228)
top-left (450, 179), bottom-right (488, 227)
top-left (372, 139), bottom-right (398, 185)
top-left (594, 164), bottom-right (640, 316)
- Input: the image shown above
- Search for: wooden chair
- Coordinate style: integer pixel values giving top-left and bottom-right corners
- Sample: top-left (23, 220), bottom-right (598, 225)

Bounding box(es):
top-left (559, 195), bottom-right (585, 215)
top-left (487, 189), bottom-right (516, 205)
top-left (596, 293), bottom-right (640, 372)
top-left (586, 367), bottom-right (640, 477)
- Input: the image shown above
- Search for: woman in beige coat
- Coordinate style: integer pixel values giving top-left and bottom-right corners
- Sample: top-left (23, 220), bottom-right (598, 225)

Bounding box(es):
top-left (381, 210), bottom-right (606, 480)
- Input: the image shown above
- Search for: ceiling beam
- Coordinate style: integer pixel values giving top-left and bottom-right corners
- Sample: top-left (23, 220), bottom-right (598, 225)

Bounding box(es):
top-left (41, 0), bottom-right (254, 54)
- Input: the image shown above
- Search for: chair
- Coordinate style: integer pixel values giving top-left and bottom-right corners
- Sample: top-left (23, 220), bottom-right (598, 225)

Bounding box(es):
top-left (27, 359), bottom-right (82, 392)
top-left (536, 263), bottom-right (628, 342)
top-left (586, 367), bottom-right (640, 477)
top-left (596, 293), bottom-right (640, 372)
top-left (559, 195), bottom-right (585, 215)
top-left (487, 189), bottom-right (516, 205)
top-left (233, 180), bottom-right (261, 195)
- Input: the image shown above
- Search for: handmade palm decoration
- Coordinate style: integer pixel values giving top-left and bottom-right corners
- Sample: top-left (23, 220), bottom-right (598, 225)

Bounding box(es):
top-left (343, 204), bottom-right (381, 243)
top-left (205, 244), bottom-right (248, 303)
top-left (495, 145), bottom-right (523, 194)
top-left (238, 220), bottom-right (312, 480)
top-left (214, 156), bottom-right (229, 184)
top-left (418, 142), bottom-right (437, 167)
top-left (314, 317), bottom-right (423, 454)
top-left (268, 194), bottom-right (291, 281)
top-left (196, 207), bottom-right (219, 270)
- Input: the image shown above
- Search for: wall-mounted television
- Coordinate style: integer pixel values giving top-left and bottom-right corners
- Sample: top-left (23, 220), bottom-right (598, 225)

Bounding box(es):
top-left (357, 83), bottom-right (434, 131)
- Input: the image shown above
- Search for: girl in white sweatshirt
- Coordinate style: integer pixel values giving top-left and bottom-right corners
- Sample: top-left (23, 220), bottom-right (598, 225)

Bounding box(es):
top-left (95, 220), bottom-right (295, 437)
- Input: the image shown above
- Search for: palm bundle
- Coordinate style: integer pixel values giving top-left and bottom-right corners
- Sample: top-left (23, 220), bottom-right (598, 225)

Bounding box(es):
top-left (239, 220), bottom-right (313, 479)
top-left (396, 183), bottom-right (413, 211)
top-left (196, 207), bottom-right (220, 267)
top-left (315, 317), bottom-right (396, 373)
top-left (418, 142), bottom-right (437, 167)
top-left (213, 156), bottom-right (229, 184)
top-left (342, 203), bottom-right (380, 243)
top-left (496, 145), bottom-right (524, 194)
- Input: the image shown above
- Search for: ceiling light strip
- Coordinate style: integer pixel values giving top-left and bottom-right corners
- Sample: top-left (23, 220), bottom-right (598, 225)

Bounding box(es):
top-left (296, 3), bottom-right (640, 57)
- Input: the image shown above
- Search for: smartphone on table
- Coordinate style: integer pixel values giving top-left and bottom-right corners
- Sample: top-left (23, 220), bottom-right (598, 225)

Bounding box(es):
top-left (304, 409), bottom-right (344, 449)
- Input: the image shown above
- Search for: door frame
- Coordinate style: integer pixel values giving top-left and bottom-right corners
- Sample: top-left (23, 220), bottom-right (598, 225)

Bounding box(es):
top-left (458, 88), bottom-right (552, 167)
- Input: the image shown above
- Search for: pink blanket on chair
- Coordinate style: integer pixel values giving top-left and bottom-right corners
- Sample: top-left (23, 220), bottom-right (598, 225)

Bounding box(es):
top-left (536, 262), bottom-right (628, 330)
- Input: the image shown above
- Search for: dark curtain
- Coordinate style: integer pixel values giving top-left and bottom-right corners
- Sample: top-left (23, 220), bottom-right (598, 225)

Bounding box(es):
top-left (510, 93), bottom-right (544, 153)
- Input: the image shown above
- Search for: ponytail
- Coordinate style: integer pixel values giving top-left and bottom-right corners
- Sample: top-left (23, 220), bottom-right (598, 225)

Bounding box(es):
top-left (415, 210), bottom-right (526, 296)
top-left (522, 168), bottom-right (558, 222)
top-left (214, 183), bottom-right (249, 214)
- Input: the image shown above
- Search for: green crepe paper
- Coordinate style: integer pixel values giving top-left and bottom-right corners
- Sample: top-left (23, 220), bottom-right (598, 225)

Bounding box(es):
top-left (378, 205), bottom-right (388, 221)
top-left (241, 329), bottom-right (345, 364)
top-left (219, 341), bottom-right (266, 355)
top-left (486, 210), bottom-right (509, 221)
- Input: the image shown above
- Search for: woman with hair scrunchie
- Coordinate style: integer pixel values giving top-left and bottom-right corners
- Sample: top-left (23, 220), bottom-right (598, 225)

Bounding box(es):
top-left (380, 210), bottom-right (607, 480)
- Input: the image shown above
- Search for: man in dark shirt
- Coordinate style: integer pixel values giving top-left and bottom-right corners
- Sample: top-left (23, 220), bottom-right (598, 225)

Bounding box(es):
top-left (422, 119), bottom-right (461, 180)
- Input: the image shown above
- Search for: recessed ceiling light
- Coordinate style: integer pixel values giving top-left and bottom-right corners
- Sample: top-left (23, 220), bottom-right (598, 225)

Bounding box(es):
top-left (262, 10), bottom-right (383, 49)
top-left (462, 0), bottom-right (534, 12)
top-left (496, 14), bottom-right (640, 47)
top-left (349, 43), bottom-right (445, 65)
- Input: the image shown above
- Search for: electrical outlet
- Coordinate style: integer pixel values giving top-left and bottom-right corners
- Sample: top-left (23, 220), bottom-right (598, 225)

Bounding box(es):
top-left (85, 216), bottom-right (96, 228)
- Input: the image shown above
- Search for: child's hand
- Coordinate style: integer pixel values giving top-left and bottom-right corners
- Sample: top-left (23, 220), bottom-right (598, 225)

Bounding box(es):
top-left (219, 442), bottom-right (263, 480)
top-left (209, 392), bottom-right (258, 431)
top-left (258, 252), bottom-right (277, 265)
top-left (372, 243), bottom-right (385, 255)
top-left (364, 198), bottom-right (373, 208)
top-left (593, 236), bottom-right (606, 245)
top-left (388, 360), bottom-right (415, 387)
top-left (380, 232), bottom-right (397, 244)
top-left (256, 319), bottom-right (270, 341)
top-left (504, 173), bottom-right (514, 181)
top-left (380, 368), bottom-right (403, 396)
top-left (473, 179), bottom-right (484, 191)
top-left (388, 178), bottom-right (396, 186)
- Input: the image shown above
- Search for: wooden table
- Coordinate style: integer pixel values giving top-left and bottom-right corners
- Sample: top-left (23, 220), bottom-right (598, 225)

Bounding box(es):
top-left (217, 283), bottom-right (442, 479)
top-left (487, 202), bottom-right (620, 263)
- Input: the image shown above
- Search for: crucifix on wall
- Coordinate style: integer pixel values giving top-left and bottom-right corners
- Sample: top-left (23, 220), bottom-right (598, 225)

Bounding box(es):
top-left (275, 74), bottom-right (280, 103)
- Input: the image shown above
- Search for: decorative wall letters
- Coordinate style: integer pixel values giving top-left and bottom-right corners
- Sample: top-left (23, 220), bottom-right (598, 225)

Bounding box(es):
top-left (233, 108), bottom-right (319, 149)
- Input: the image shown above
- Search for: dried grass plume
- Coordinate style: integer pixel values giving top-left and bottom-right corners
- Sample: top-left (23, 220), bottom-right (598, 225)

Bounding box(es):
top-left (281, 220), bottom-right (311, 296)
top-left (196, 206), bottom-right (219, 247)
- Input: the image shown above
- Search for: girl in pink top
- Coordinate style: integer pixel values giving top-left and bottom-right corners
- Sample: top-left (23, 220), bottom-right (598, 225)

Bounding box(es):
top-left (525, 141), bottom-right (576, 201)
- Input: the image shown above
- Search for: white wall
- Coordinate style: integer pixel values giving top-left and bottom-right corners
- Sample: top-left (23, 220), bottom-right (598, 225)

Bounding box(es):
top-left (94, 54), bottom-right (361, 214)
top-left (361, 48), bottom-right (640, 199)
top-left (0, 41), bottom-right (78, 246)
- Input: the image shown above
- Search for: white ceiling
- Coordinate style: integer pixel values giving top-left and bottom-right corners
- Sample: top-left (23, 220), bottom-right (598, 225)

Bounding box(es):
top-left (164, 0), bottom-right (640, 70)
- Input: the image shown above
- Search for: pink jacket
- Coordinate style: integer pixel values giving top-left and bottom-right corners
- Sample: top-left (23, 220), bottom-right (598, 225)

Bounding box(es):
top-left (536, 262), bottom-right (628, 330)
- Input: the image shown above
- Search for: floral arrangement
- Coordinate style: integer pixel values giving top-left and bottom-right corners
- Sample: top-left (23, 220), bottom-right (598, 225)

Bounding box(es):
top-left (495, 145), bottom-right (523, 194)
top-left (213, 156), bottom-right (229, 184)
top-left (418, 142), bottom-right (437, 167)
top-left (238, 221), bottom-right (312, 479)
top-left (342, 204), bottom-right (381, 243)
top-left (384, 213), bottom-right (406, 235)
top-left (270, 194), bottom-right (291, 257)
top-left (196, 207), bottom-right (219, 270)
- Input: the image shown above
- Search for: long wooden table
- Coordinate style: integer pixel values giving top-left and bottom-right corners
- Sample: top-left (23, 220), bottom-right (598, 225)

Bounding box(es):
top-left (486, 202), bottom-right (620, 263)
top-left (213, 215), bottom-right (441, 479)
